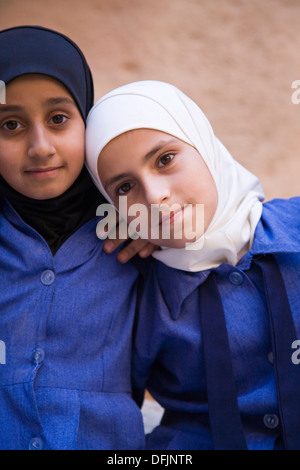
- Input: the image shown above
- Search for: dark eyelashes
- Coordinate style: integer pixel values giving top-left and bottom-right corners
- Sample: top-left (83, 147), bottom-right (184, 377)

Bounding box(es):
top-left (115, 181), bottom-right (133, 196)
top-left (1, 120), bottom-right (20, 130)
top-left (112, 150), bottom-right (177, 196)
top-left (0, 113), bottom-right (69, 128)
top-left (157, 152), bottom-right (175, 167)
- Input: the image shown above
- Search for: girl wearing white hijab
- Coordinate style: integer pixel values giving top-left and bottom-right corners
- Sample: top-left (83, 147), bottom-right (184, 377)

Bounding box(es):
top-left (86, 81), bottom-right (300, 450)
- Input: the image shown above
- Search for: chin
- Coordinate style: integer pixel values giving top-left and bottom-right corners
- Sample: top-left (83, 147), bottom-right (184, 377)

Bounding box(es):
top-left (30, 186), bottom-right (67, 200)
top-left (156, 238), bottom-right (195, 249)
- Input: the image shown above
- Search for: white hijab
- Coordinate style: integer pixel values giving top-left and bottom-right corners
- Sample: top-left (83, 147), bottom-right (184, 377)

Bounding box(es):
top-left (85, 80), bottom-right (264, 272)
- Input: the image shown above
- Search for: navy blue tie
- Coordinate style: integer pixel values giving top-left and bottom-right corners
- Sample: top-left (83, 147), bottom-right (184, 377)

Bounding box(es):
top-left (255, 255), bottom-right (300, 450)
top-left (200, 272), bottom-right (248, 450)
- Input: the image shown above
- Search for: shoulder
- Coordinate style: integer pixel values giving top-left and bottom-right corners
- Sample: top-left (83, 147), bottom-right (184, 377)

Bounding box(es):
top-left (262, 197), bottom-right (300, 222)
top-left (252, 197), bottom-right (300, 255)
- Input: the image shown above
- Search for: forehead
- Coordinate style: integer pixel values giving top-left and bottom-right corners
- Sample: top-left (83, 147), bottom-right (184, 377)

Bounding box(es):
top-left (99, 129), bottom-right (172, 169)
top-left (104, 128), bottom-right (181, 153)
top-left (6, 74), bottom-right (71, 96)
top-left (1, 74), bottom-right (79, 116)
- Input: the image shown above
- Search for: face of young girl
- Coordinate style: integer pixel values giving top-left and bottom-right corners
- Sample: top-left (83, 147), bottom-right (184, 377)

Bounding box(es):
top-left (98, 129), bottom-right (218, 248)
top-left (0, 74), bottom-right (85, 200)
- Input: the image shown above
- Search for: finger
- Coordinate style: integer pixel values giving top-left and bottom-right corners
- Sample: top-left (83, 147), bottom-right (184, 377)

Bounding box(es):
top-left (138, 242), bottom-right (159, 258)
top-left (102, 218), bottom-right (129, 253)
top-left (117, 238), bottom-right (150, 263)
top-left (103, 237), bottom-right (125, 254)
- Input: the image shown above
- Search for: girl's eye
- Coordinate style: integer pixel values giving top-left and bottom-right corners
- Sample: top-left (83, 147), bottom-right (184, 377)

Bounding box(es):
top-left (50, 114), bottom-right (68, 125)
top-left (157, 153), bottom-right (175, 168)
top-left (1, 120), bottom-right (21, 131)
top-left (117, 182), bottom-right (133, 195)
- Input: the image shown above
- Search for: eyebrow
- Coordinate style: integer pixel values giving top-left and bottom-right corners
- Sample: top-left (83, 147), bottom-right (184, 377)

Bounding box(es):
top-left (0, 104), bottom-right (23, 113)
top-left (144, 138), bottom-right (177, 161)
top-left (44, 97), bottom-right (77, 107)
top-left (0, 97), bottom-right (76, 114)
top-left (104, 138), bottom-right (178, 190)
top-left (105, 172), bottom-right (133, 191)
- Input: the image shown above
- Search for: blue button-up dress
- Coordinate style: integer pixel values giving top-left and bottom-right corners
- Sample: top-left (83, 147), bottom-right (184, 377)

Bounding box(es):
top-left (133, 198), bottom-right (300, 450)
top-left (0, 200), bottom-right (145, 450)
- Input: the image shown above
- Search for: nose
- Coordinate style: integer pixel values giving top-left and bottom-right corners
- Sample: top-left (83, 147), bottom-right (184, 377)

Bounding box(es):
top-left (27, 124), bottom-right (55, 160)
top-left (143, 176), bottom-right (171, 206)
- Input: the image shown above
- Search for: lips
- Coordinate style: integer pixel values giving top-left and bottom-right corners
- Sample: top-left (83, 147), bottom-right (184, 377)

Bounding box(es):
top-left (159, 207), bottom-right (184, 225)
top-left (24, 166), bottom-right (63, 177)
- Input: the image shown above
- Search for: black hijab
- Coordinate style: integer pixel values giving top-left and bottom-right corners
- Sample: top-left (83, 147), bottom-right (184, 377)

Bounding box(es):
top-left (0, 25), bottom-right (106, 254)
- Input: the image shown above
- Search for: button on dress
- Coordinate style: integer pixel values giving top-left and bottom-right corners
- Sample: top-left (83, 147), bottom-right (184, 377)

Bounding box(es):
top-left (133, 198), bottom-right (300, 450)
top-left (0, 200), bottom-right (145, 450)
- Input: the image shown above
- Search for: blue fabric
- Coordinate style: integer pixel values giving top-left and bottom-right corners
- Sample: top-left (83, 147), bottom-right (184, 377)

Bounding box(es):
top-left (199, 272), bottom-right (248, 449)
top-left (133, 197), bottom-right (300, 450)
top-left (0, 200), bottom-right (145, 450)
top-left (255, 255), bottom-right (300, 449)
top-left (0, 26), bottom-right (94, 120)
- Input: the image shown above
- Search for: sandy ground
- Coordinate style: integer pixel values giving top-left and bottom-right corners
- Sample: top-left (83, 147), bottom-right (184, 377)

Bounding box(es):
top-left (1, 0), bottom-right (299, 201)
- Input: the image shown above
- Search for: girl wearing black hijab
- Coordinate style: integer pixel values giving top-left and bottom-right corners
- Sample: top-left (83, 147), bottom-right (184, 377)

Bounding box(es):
top-left (0, 25), bottom-right (145, 450)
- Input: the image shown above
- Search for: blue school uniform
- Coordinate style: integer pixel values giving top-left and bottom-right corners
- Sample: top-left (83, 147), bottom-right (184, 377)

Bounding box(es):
top-left (133, 197), bottom-right (300, 450)
top-left (0, 199), bottom-right (145, 450)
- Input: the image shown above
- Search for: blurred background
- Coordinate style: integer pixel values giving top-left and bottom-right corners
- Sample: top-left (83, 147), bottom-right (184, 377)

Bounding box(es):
top-left (1, 0), bottom-right (299, 200)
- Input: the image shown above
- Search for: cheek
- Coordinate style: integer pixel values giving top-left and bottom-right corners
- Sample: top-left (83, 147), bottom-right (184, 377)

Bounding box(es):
top-left (97, 155), bottom-right (119, 194)
top-left (189, 161), bottom-right (217, 202)
top-left (182, 165), bottom-right (218, 227)
top-left (123, 201), bottom-right (152, 241)
top-left (63, 129), bottom-right (85, 171)
top-left (0, 146), bottom-right (19, 179)
top-left (199, 178), bottom-right (218, 230)
top-left (74, 141), bottom-right (85, 165)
